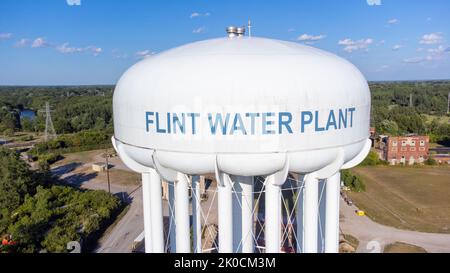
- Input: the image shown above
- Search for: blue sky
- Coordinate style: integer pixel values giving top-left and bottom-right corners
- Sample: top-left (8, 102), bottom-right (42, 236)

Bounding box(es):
top-left (0, 0), bottom-right (449, 85)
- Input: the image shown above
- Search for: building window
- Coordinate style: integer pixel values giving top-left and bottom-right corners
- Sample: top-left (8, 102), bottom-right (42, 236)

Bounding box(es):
top-left (411, 141), bottom-right (416, 146)
top-left (420, 140), bottom-right (425, 146)
top-left (410, 147), bottom-right (416, 152)
top-left (401, 147), bottom-right (407, 152)
top-left (419, 147), bottom-right (425, 151)
top-left (392, 141), bottom-right (398, 147)
top-left (402, 141), bottom-right (407, 147)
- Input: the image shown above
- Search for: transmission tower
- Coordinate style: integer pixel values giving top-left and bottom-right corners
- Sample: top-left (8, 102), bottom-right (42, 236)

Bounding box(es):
top-left (447, 91), bottom-right (450, 115)
top-left (39, 102), bottom-right (57, 141)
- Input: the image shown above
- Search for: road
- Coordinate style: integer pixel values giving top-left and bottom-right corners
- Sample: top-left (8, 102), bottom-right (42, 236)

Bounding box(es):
top-left (95, 186), bottom-right (144, 253)
top-left (340, 198), bottom-right (450, 253)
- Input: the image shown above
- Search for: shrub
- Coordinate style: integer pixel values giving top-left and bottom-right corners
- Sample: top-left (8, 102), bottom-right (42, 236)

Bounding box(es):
top-left (341, 169), bottom-right (366, 192)
top-left (425, 157), bottom-right (437, 166)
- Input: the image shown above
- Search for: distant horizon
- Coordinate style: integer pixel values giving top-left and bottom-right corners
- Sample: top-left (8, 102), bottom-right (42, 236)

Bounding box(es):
top-left (2, 78), bottom-right (450, 88)
top-left (1, 0), bottom-right (449, 85)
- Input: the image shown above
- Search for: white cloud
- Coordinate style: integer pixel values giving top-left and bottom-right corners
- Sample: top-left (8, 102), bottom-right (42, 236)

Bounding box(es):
top-left (31, 37), bottom-right (48, 48)
top-left (55, 43), bottom-right (102, 56)
top-left (420, 32), bottom-right (443, 45)
top-left (404, 45), bottom-right (449, 64)
top-left (297, 34), bottom-right (326, 43)
top-left (0, 33), bottom-right (12, 40)
top-left (190, 12), bottom-right (210, 19)
top-left (56, 43), bottom-right (83, 54)
top-left (427, 45), bottom-right (450, 57)
top-left (190, 12), bottom-right (200, 18)
top-left (392, 44), bottom-right (403, 51)
top-left (338, 38), bottom-right (374, 53)
top-left (376, 64), bottom-right (389, 72)
top-left (15, 38), bottom-right (29, 48)
top-left (387, 18), bottom-right (399, 25)
top-left (86, 46), bottom-right (102, 56)
top-left (112, 49), bottom-right (127, 59)
top-left (66, 0), bottom-right (81, 6)
top-left (367, 0), bottom-right (381, 6)
top-left (403, 57), bottom-right (427, 63)
top-left (377, 40), bottom-right (385, 46)
top-left (192, 27), bottom-right (206, 34)
top-left (135, 49), bottom-right (156, 58)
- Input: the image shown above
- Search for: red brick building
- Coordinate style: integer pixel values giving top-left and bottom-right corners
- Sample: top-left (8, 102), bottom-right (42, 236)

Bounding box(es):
top-left (384, 135), bottom-right (429, 165)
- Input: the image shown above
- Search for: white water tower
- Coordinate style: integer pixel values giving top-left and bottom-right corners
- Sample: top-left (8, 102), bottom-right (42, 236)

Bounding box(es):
top-left (112, 26), bottom-right (371, 253)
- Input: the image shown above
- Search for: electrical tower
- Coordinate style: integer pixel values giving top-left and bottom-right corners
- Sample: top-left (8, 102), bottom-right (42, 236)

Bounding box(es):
top-left (39, 102), bottom-right (57, 142)
top-left (447, 91), bottom-right (450, 115)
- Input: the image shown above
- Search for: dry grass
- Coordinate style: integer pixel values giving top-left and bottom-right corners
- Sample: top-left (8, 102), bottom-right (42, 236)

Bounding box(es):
top-left (348, 165), bottom-right (450, 233)
top-left (96, 169), bottom-right (140, 187)
top-left (383, 242), bottom-right (427, 253)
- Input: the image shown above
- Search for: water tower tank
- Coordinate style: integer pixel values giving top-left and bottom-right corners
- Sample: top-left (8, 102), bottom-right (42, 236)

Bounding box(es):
top-left (112, 32), bottom-right (371, 254)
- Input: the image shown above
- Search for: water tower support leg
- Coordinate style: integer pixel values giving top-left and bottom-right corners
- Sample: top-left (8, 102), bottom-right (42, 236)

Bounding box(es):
top-left (240, 176), bottom-right (254, 253)
top-left (296, 175), bottom-right (304, 253)
top-left (325, 172), bottom-right (340, 253)
top-left (192, 175), bottom-right (202, 253)
top-left (142, 172), bottom-right (153, 253)
top-left (168, 181), bottom-right (176, 252)
top-left (175, 174), bottom-right (191, 253)
top-left (232, 176), bottom-right (254, 253)
top-left (217, 174), bottom-right (233, 253)
top-left (265, 177), bottom-right (281, 253)
top-left (303, 174), bottom-right (319, 253)
top-left (149, 169), bottom-right (165, 253)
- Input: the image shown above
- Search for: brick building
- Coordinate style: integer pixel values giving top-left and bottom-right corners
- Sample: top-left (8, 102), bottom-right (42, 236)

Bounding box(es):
top-left (384, 135), bottom-right (429, 165)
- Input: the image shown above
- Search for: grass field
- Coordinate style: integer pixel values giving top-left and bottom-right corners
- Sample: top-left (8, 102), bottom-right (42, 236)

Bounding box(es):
top-left (349, 165), bottom-right (450, 234)
top-left (383, 242), bottom-right (427, 253)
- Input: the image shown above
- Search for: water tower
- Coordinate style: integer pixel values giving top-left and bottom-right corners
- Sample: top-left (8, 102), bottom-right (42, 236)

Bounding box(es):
top-left (112, 26), bottom-right (371, 253)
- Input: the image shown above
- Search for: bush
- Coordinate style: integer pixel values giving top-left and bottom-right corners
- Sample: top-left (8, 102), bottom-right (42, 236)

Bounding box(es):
top-left (341, 169), bottom-right (366, 192)
top-left (37, 153), bottom-right (62, 165)
top-left (425, 157), bottom-right (437, 166)
top-left (360, 150), bottom-right (388, 166)
top-left (19, 135), bottom-right (34, 142)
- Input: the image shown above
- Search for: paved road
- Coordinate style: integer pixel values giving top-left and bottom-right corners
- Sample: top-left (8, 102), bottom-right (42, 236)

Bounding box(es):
top-left (340, 198), bottom-right (450, 253)
top-left (95, 186), bottom-right (144, 253)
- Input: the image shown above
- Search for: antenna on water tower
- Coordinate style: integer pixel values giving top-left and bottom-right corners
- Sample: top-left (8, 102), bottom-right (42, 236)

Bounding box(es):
top-left (248, 19), bottom-right (252, 37)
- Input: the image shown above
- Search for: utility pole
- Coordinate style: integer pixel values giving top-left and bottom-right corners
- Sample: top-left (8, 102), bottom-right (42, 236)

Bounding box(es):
top-left (39, 102), bottom-right (57, 142)
top-left (105, 149), bottom-right (111, 194)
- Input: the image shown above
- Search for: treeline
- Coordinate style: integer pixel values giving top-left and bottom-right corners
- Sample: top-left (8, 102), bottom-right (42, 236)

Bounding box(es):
top-left (0, 86), bottom-right (114, 135)
top-left (370, 81), bottom-right (450, 144)
top-left (0, 147), bottom-right (123, 253)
